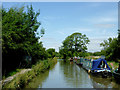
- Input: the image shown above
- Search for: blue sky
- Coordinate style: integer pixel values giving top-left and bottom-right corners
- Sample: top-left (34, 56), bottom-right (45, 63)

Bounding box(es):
top-left (3, 2), bottom-right (118, 52)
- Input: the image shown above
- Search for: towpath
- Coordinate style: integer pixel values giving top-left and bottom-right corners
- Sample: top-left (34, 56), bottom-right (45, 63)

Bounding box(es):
top-left (0, 69), bottom-right (32, 87)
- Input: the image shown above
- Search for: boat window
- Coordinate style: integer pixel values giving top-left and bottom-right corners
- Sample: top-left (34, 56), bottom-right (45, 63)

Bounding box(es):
top-left (98, 61), bottom-right (106, 68)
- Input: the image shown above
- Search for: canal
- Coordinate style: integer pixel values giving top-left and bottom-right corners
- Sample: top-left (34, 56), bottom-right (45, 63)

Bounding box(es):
top-left (25, 60), bottom-right (120, 88)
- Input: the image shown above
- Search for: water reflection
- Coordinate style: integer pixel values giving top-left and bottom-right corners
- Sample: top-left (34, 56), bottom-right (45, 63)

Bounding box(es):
top-left (87, 69), bottom-right (120, 88)
top-left (25, 63), bottom-right (56, 88)
top-left (59, 61), bottom-right (93, 88)
top-left (25, 60), bottom-right (120, 88)
top-left (25, 70), bottom-right (49, 88)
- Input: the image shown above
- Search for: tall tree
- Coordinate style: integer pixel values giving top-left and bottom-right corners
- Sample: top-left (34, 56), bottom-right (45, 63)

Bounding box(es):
top-left (2, 5), bottom-right (46, 76)
top-left (100, 37), bottom-right (118, 61)
top-left (100, 37), bottom-right (112, 49)
top-left (59, 32), bottom-right (90, 59)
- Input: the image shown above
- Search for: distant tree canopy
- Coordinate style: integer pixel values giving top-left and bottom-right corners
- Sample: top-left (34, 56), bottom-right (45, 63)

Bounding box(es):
top-left (100, 30), bottom-right (120, 61)
top-left (59, 32), bottom-right (90, 59)
top-left (92, 51), bottom-right (102, 56)
top-left (46, 48), bottom-right (56, 59)
top-left (2, 5), bottom-right (47, 75)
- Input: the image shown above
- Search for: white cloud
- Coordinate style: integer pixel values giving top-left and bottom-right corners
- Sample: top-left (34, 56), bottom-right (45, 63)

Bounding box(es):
top-left (72, 28), bottom-right (92, 32)
top-left (39, 36), bottom-right (62, 52)
top-left (87, 38), bottom-right (104, 52)
top-left (43, 42), bottom-right (62, 52)
top-left (40, 37), bottom-right (56, 41)
top-left (87, 35), bottom-right (117, 52)
top-left (57, 31), bottom-right (65, 35)
top-left (42, 16), bottom-right (64, 20)
top-left (56, 27), bottom-right (92, 35)
top-left (94, 24), bottom-right (116, 28)
top-left (85, 17), bottom-right (117, 24)
top-left (98, 17), bottom-right (117, 22)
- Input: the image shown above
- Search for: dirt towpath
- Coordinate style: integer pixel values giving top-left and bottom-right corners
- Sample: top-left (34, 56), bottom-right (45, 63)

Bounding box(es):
top-left (0, 69), bottom-right (32, 87)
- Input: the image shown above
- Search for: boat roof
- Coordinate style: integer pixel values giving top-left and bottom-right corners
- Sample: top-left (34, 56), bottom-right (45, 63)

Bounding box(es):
top-left (91, 58), bottom-right (111, 70)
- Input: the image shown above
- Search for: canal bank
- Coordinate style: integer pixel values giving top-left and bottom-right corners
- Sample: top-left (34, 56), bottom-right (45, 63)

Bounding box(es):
top-left (25, 60), bottom-right (120, 88)
top-left (2, 58), bottom-right (57, 89)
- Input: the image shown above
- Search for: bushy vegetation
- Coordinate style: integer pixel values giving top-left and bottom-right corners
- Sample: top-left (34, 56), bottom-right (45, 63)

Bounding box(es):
top-left (87, 30), bottom-right (120, 62)
top-left (100, 30), bottom-right (120, 62)
top-left (3, 57), bottom-right (57, 89)
top-left (46, 48), bottom-right (56, 59)
top-left (107, 61), bottom-right (119, 71)
top-left (6, 69), bottom-right (22, 78)
top-left (2, 5), bottom-right (51, 77)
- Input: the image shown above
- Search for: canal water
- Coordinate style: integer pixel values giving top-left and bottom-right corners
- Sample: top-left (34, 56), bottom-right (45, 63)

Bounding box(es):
top-left (25, 60), bottom-right (120, 88)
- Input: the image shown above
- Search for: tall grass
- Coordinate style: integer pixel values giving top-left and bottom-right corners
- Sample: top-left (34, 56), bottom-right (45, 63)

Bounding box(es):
top-left (3, 57), bottom-right (57, 89)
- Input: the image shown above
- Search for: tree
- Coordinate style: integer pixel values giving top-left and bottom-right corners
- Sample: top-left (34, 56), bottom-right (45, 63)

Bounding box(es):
top-left (59, 32), bottom-right (90, 59)
top-left (55, 52), bottom-right (60, 57)
top-left (2, 5), bottom-right (47, 76)
top-left (100, 37), bottom-right (118, 61)
top-left (46, 48), bottom-right (56, 59)
top-left (100, 37), bottom-right (112, 49)
top-left (40, 27), bottom-right (45, 37)
top-left (93, 51), bottom-right (102, 56)
top-left (117, 29), bottom-right (120, 59)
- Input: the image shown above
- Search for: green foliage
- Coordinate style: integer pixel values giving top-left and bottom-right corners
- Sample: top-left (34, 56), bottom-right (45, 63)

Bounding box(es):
top-left (2, 5), bottom-right (47, 76)
top-left (40, 27), bottom-right (45, 37)
top-left (6, 69), bottom-right (22, 78)
top-left (92, 51), bottom-right (102, 56)
top-left (46, 48), bottom-right (56, 58)
top-left (59, 32), bottom-right (90, 59)
top-left (100, 38), bottom-right (118, 61)
top-left (3, 58), bottom-right (57, 89)
top-left (100, 37), bottom-right (112, 49)
top-left (55, 52), bottom-right (60, 57)
top-left (100, 30), bottom-right (120, 61)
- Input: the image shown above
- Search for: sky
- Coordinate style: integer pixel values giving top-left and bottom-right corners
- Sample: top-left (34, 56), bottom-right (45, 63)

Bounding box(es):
top-left (3, 2), bottom-right (118, 52)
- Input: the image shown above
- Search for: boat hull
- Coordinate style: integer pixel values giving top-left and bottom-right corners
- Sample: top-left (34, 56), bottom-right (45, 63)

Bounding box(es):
top-left (82, 65), bottom-right (111, 78)
top-left (91, 71), bottom-right (112, 78)
top-left (113, 71), bottom-right (120, 82)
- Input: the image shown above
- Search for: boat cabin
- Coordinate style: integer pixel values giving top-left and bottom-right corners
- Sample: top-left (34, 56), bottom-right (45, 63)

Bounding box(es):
top-left (81, 58), bottom-right (111, 72)
top-left (91, 58), bottom-right (111, 71)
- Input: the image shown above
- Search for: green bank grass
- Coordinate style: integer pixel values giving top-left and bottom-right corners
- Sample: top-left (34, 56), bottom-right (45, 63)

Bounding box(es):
top-left (7, 69), bottom-right (23, 77)
top-left (107, 61), bottom-right (119, 72)
top-left (3, 57), bottom-right (57, 89)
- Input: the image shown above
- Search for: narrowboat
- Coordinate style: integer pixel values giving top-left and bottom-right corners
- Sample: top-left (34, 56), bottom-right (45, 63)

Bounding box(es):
top-left (82, 58), bottom-right (111, 78)
top-left (76, 57), bottom-right (84, 66)
top-left (113, 61), bottom-right (120, 82)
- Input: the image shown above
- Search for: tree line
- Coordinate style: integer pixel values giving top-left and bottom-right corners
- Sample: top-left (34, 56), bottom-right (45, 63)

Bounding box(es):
top-left (2, 5), bottom-right (57, 76)
top-left (59, 32), bottom-right (90, 60)
top-left (99, 30), bottom-right (120, 62)
top-left (59, 30), bottom-right (120, 62)
top-left (85, 30), bottom-right (120, 62)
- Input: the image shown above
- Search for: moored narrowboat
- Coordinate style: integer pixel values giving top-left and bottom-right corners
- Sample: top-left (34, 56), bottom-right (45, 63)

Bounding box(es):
top-left (82, 58), bottom-right (111, 78)
top-left (76, 57), bottom-right (84, 66)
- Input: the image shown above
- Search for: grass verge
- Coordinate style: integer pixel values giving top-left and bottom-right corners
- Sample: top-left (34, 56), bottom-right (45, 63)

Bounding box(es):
top-left (3, 57), bottom-right (57, 89)
top-left (107, 61), bottom-right (119, 72)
